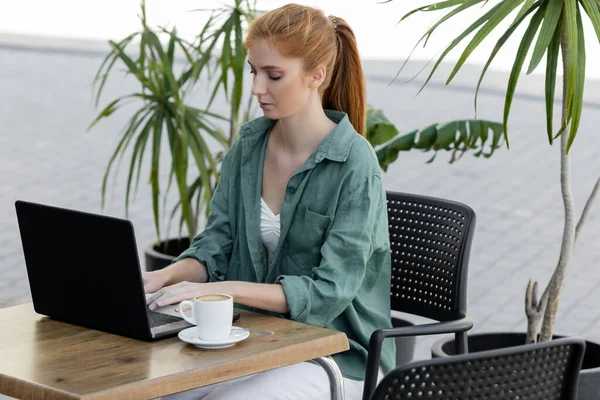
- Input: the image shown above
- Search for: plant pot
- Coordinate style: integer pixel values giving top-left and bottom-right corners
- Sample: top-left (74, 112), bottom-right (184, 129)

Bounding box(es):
top-left (144, 237), bottom-right (191, 272)
top-left (431, 332), bottom-right (600, 400)
top-left (391, 317), bottom-right (416, 366)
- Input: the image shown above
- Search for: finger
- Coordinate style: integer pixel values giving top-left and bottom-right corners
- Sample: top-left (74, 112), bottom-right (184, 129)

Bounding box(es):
top-left (151, 287), bottom-right (197, 310)
top-left (146, 288), bottom-right (165, 305)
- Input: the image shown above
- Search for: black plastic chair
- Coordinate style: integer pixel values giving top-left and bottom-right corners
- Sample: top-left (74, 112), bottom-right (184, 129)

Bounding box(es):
top-left (363, 191), bottom-right (476, 400)
top-left (370, 337), bottom-right (586, 400)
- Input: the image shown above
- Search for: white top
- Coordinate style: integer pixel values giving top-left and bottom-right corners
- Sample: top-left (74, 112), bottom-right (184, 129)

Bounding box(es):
top-left (260, 198), bottom-right (280, 252)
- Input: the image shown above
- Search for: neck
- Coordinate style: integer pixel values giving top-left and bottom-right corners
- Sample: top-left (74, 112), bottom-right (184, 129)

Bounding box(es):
top-left (272, 96), bottom-right (336, 155)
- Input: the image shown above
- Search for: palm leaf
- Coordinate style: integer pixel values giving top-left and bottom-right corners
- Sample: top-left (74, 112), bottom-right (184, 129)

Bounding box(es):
top-left (371, 117), bottom-right (505, 171)
top-left (366, 107), bottom-right (400, 146)
top-left (399, 0), bottom-right (474, 22)
top-left (503, 5), bottom-right (545, 147)
top-left (416, 0), bottom-right (507, 94)
top-left (566, 5), bottom-right (586, 152)
top-left (92, 33), bottom-right (138, 107)
top-left (165, 116), bottom-right (194, 238)
top-left (474, 0), bottom-right (542, 114)
top-left (527, 0), bottom-right (562, 74)
top-left (545, 18), bottom-right (561, 143)
top-left (447, 0), bottom-right (525, 84)
top-left (394, 0), bottom-right (486, 83)
top-left (563, 0), bottom-right (579, 125)
top-left (581, 0), bottom-right (600, 42)
top-left (125, 115), bottom-right (153, 215)
top-left (150, 111), bottom-right (163, 242)
top-left (100, 106), bottom-right (153, 209)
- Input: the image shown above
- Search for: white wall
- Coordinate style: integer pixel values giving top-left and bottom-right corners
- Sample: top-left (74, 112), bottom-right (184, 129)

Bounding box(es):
top-left (2, 0), bottom-right (600, 78)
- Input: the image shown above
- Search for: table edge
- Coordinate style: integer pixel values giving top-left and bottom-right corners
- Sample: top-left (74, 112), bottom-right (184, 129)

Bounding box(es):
top-left (83, 331), bottom-right (350, 399)
top-left (1, 372), bottom-right (81, 400)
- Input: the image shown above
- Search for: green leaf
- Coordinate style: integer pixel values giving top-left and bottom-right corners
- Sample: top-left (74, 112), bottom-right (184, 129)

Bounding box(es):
top-left (416, 0), bottom-right (507, 94)
top-left (399, 0), bottom-right (473, 23)
top-left (108, 39), bottom-right (145, 84)
top-left (563, 0), bottom-right (578, 123)
top-left (447, 0), bottom-right (525, 84)
top-left (220, 18), bottom-right (234, 100)
top-left (100, 106), bottom-right (152, 209)
top-left (150, 111), bottom-right (163, 242)
top-left (232, 9), bottom-right (246, 120)
top-left (503, 5), bottom-right (545, 147)
top-left (166, 115), bottom-right (194, 239)
top-left (436, 121), bottom-right (459, 150)
top-left (415, 124), bottom-right (438, 149)
top-left (566, 6), bottom-right (586, 152)
top-left (376, 131), bottom-right (416, 172)
top-left (374, 119), bottom-right (505, 171)
top-left (147, 31), bottom-right (180, 102)
top-left (394, 0), bottom-right (486, 83)
top-left (93, 33), bottom-right (138, 107)
top-left (167, 27), bottom-right (176, 66)
top-left (125, 114), bottom-right (153, 215)
top-left (366, 107), bottom-right (400, 146)
top-left (513, 0), bottom-right (537, 23)
top-left (527, 0), bottom-right (562, 74)
top-left (474, 120), bottom-right (489, 156)
top-left (474, 0), bottom-right (541, 114)
top-left (87, 98), bottom-right (121, 131)
top-left (545, 18), bottom-right (561, 143)
top-left (133, 114), bottom-right (154, 199)
top-left (581, 0), bottom-right (600, 43)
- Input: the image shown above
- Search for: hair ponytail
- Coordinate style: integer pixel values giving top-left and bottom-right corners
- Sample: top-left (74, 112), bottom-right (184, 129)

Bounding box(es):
top-left (322, 17), bottom-right (366, 136)
top-left (245, 5), bottom-right (366, 135)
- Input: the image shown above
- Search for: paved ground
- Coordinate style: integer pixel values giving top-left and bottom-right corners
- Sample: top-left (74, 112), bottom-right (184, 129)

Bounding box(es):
top-left (1, 33), bottom-right (599, 379)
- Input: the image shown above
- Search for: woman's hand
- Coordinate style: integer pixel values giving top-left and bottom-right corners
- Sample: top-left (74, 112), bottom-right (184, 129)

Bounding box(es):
top-left (146, 281), bottom-right (233, 311)
top-left (142, 270), bottom-right (170, 294)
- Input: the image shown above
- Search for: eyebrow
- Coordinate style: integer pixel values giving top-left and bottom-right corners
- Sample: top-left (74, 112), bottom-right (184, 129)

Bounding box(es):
top-left (247, 61), bottom-right (282, 71)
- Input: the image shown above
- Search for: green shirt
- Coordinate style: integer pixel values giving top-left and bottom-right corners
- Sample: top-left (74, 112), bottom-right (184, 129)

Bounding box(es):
top-left (174, 110), bottom-right (395, 380)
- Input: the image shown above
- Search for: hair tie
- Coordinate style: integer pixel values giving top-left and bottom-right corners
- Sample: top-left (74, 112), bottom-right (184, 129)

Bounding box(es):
top-left (328, 15), bottom-right (338, 31)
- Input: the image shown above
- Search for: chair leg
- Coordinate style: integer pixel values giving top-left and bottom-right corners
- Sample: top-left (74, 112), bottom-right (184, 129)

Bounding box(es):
top-left (313, 356), bottom-right (345, 400)
top-left (455, 331), bottom-right (468, 354)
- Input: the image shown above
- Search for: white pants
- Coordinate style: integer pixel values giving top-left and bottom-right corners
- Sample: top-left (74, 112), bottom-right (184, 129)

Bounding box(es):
top-left (159, 361), bottom-right (383, 400)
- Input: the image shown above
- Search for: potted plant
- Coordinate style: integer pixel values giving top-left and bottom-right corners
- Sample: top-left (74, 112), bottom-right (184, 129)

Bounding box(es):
top-left (392, 0), bottom-right (600, 397)
top-left (88, 0), bottom-right (258, 271)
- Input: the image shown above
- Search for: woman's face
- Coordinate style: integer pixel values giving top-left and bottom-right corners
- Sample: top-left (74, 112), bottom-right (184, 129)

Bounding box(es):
top-left (247, 39), bottom-right (315, 120)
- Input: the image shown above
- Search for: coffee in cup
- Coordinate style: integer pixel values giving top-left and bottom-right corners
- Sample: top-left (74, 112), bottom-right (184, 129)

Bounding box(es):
top-left (195, 294), bottom-right (230, 302)
top-left (179, 293), bottom-right (233, 341)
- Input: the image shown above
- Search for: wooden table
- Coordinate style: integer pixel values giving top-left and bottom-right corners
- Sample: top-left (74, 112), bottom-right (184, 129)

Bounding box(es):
top-left (0, 303), bottom-right (349, 400)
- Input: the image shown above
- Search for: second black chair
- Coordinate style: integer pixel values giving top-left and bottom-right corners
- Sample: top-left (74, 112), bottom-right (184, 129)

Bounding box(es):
top-left (370, 338), bottom-right (586, 400)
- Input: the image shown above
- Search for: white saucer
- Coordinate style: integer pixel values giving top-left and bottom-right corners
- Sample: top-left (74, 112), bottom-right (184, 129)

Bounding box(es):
top-left (178, 327), bottom-right (250, 349)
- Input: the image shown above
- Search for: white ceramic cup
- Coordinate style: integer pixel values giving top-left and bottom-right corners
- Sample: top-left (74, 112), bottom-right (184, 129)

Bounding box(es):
top-left (179, 294), bottom-right (233, 341)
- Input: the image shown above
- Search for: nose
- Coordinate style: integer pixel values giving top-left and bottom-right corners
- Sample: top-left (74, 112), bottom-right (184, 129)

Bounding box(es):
top-left (251, 74), bottom-right (267, 97)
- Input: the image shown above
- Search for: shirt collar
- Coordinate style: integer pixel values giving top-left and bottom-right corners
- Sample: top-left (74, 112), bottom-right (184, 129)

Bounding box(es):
top-left (239, 109), bottom-right (357, 163)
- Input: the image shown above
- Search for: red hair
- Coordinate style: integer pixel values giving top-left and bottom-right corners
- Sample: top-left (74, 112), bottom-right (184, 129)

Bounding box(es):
top-left (244, 4), bottom-right (366, 135)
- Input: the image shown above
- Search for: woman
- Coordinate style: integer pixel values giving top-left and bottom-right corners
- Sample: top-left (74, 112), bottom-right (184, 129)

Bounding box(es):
top-left (144, 4), bottom-right (395, 399)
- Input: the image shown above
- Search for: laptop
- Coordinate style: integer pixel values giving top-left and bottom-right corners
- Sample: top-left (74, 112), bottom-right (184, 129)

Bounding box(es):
top-left (14, 200), bottom-right (237, 341)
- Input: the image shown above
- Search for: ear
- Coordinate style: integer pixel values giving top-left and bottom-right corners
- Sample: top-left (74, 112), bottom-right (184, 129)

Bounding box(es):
top-left (307, 66), bottom-right (326, 89)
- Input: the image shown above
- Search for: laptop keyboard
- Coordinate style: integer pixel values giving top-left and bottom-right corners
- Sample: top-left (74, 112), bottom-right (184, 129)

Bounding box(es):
top-left (147, 310), bottom-right (184, 327)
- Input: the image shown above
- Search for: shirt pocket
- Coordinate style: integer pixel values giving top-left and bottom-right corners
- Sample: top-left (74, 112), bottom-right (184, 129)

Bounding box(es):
top-left (286, 204), bottom-right (333, 271)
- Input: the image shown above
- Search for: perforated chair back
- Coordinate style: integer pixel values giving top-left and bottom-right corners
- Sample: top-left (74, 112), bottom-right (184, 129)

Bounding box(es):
top-left (386, 191), bottom-right (476, 322)
top-left (371, 338), bottom-right (586, 400)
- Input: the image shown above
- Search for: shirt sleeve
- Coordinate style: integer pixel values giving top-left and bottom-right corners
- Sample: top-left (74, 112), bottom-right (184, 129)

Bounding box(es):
top-left (275, 175), bottom-right (388, 326)
top-left (172, 144), bottom-right (236, 282)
